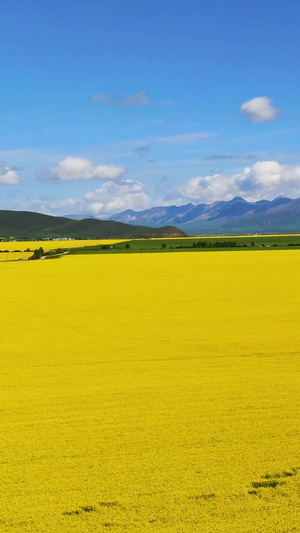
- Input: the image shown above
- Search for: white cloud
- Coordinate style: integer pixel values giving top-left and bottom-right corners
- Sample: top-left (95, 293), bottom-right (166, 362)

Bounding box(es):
top-left (178, 174), bottom-right (237, 203)
top-left (175, 161), bottom-right (300, 203)
top-left (0, 163), bottom-right (20, 185)
top-left (50, 157), bottom-right (125, 181)
top-left (83, 179), bottom-right (150, 214)
top-left (236, 161), bottom-right (300, 195)
top-left (92, 90), bottom-right (151, 106)
top-left (240, 96), bottom-right (279, 123)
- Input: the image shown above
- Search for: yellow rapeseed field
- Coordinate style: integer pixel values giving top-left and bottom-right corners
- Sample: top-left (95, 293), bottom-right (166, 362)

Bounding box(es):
top-left (0, 239), bottom-right (126, 253)
top-left (1, 251), bottom-right (300, 532)
top-left (0, 252), bottom-right (32, 262)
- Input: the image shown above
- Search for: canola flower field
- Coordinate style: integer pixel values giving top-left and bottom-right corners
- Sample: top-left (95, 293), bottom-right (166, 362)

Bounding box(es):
top-left (0, 252), bottom-right (32, 262)
top-left (0, 239), bottom-right (126, 253)
top-left (1, 251), bottom-right (300, 532)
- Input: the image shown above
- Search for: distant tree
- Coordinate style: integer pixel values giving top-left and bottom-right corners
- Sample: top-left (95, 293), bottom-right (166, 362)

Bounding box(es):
top-left (161, 243), bottom-right (166, 248)
top-left (29, 247), bottom-right (44, 260)
top-left (125, 243), bottom-right (130, 249)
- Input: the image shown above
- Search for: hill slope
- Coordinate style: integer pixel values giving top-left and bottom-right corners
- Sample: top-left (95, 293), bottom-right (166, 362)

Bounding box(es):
top-left (0, 210), bottom-right (186, 240)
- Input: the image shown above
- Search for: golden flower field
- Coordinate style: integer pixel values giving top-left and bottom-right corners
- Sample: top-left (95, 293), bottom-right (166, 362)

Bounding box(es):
top-left (0, 239), bottom-right (126, 253)
top-left (0, 252), bottom-right (32, 262)
top-left (1, 251), bottom-right (300, 532)
top-left (0, 241), bottom-right (126, 263)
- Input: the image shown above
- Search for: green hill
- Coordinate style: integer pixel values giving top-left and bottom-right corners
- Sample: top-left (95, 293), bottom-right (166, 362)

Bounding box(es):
top-left (0, 210), bottom-right (186, 240)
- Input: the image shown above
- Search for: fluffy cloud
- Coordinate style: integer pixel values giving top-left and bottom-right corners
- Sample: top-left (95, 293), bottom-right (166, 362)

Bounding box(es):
top-left (237, 161), bottom-right (300, 195)
top-left (240, 96), bottom-right (279, 123)
top-left (83, 179), bottom-right (150, 214)
top-left (19, 178), bottom-right (150, 216)
top-left (50, 157), bottom-right (125, 181)
top-left (178, 174), bottom-right (236, 203)
top-left (176, 161), bottom-right (300, 203)
top-left (0, 163), bottom-right (20, 185)
top-left (92, 90), bottom-right (151, 106)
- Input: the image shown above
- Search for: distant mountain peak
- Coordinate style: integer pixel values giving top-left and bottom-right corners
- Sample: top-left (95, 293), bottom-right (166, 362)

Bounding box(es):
top-left (230, 196), bottom-right (248, 203)
top-left (271, 195), bottom-right (292, 205)
top-left (273, 195), bottom-right (289, 201)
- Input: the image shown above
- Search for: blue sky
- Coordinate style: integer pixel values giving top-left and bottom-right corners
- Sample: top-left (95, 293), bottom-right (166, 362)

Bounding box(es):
top-left (1, 0), bottom-right (300, 216)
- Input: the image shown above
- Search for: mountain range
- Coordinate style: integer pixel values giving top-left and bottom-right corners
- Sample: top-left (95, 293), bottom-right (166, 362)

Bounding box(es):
top-left (0, 211), bottom-right (185, 240)
top-left (2, 195), bottom-right (300, 240)
top-left (108, 196), bottom-right (300, 234)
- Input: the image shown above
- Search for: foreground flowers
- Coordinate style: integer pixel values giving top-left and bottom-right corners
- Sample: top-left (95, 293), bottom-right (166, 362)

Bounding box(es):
top-left (1, 251), bottom-right (299, 532)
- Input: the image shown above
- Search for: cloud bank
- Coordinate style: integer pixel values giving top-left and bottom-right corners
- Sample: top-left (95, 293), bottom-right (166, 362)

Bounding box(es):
top-left (175, 161), bottom-right (300, 203)
top-left (15, 178), bottom-right (150, 217)
top-left (11, 156), bottom-right (300, 217)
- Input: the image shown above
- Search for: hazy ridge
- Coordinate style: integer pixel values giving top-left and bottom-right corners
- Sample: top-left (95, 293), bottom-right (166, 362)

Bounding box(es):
top-left (0, 210), bottom-right (185, 240)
